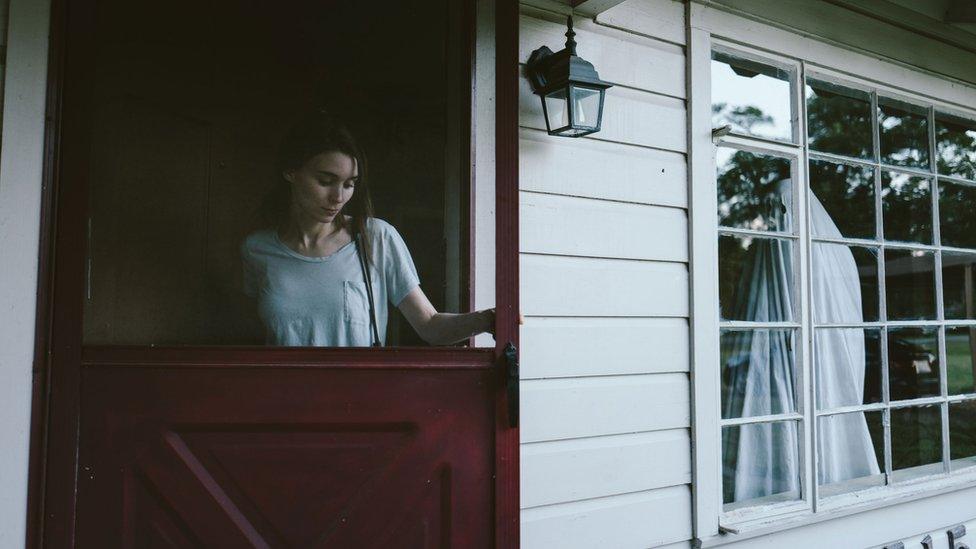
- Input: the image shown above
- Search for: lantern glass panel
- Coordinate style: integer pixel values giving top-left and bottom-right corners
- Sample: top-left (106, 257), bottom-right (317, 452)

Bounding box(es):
top-left (544, 88), bottom-right (569, 132)
top-left (571, 85), bottom-right (602, 130)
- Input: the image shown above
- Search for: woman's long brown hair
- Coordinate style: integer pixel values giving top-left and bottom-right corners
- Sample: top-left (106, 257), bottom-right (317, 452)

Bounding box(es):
top-left (259, 110), bottom-right (375, 260)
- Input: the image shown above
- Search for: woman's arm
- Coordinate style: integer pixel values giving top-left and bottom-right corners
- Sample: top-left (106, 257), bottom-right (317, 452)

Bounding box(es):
top-left (397, 286), bottom-right (494, 345)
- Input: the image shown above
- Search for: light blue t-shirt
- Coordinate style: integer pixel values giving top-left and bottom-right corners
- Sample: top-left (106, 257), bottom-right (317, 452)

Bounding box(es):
top-left (241, 218), bottom-right (420, 346)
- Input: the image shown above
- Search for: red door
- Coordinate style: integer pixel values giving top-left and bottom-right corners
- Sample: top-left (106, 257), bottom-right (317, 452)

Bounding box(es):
top-left (29, 0), bottom-right (520, 547)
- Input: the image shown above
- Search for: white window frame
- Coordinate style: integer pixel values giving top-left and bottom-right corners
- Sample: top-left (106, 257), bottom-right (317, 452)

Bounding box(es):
top-left (688, 4), bottom-right (976, 545)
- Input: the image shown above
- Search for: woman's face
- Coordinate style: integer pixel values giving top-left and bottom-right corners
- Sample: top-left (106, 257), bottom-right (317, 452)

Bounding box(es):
top-left (285, 150), bottom-right (358, 225)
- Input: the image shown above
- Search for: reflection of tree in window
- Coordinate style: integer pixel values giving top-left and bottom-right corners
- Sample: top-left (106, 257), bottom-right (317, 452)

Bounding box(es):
top-left (807, 80), bottom-right (873, 159)
top-left (716, 147), bottom-right (791, 233)
top-left (937, 114), bottom-right (976, 180)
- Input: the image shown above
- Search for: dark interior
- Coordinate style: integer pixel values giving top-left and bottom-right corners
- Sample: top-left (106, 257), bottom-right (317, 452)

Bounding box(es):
top-left (83, 0), bottom-right (465, 345)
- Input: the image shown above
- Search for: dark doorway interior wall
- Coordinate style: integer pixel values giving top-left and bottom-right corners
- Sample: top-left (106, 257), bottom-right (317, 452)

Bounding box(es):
top-left (83, 0), bottom-right (461, 346)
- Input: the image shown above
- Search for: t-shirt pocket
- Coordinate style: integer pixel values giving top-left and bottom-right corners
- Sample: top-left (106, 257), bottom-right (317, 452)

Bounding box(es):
top-left (343, 280), bottom-right (371, 326)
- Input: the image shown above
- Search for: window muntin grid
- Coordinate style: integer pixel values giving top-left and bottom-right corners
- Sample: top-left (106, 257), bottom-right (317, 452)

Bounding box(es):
top-left (712, 50), bottom-right (976, 518)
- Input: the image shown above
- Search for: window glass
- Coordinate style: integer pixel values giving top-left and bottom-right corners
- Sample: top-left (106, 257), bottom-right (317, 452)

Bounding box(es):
top-left (942, 253), bottom-right (976, 319)
top-left (881, 173), bottom-right (931, 244)
top-left (81, 0), bottom-right (480, 347)
top-left (888, 328), bottom-right (940, 401)
top-left (718, 235), bottom-right (795, 322)
top-left (817, 411), bottom-right (884, 497)
top-left (711, 51), bottom-right (793, 142)
top-left (808, 159), bottom-right (875, 240)
top-left (946, 327), bottom-right (976, 396)
top-left (949, 400), bottom-right (976, 471)
top-left (890, 405), bottom-right (944, 482)
top-left (721, 329), bottom-right (797, 419)
top-left (936, 112), bottom-right (976, 180)
top-left (879, 98), bottom-right (929, 169)
top-left (939, 180), bottom-right (976, 249)
top-left (722, 421), bottom-right (802, 509)
top-left (716, 148), bottom-right (792, 232)
top-left (806, 79), bottom-right (873, 159)
top-left (884, 250), bottom-right (936, 320)
top-left (812, 244), bottom-right (879, 324)
top-left (815, 328), bottom-right (882, 408)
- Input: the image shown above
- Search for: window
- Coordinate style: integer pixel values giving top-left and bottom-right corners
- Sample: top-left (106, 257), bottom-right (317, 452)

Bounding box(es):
top-left (709, 45), bottom-right (976, 521)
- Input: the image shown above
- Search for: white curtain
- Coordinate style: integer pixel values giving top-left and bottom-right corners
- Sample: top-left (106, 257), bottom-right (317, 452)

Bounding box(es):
top-left (722, 187), bottom-right (879, 504)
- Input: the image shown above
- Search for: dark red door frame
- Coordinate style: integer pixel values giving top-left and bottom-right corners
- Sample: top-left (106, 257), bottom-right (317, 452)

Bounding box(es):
top-left (26, 0), bottom-right (520, 546)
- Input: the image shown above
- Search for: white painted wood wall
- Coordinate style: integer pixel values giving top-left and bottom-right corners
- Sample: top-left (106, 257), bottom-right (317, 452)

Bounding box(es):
top-left (517, 2), bottom-right (695, 547)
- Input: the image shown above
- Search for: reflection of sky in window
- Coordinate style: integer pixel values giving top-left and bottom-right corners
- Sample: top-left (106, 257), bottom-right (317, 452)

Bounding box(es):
top-left (711, 58), bottom-right (793, 142)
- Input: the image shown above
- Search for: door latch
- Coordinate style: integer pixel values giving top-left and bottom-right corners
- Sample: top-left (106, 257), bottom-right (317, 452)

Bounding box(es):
top-left (505, 342), bottom-right (519, 428)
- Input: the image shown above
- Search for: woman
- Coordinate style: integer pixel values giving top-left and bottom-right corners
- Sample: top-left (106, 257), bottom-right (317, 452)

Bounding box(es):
top-left (241, 112), bottom-right (494, 346)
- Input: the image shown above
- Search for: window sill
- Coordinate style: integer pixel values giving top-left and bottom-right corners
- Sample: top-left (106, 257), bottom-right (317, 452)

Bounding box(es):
top-left (695, 468), bottom-right (976, 548)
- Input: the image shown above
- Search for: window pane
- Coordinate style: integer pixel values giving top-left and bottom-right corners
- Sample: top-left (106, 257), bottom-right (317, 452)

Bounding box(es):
top-left (936, 112), bottom-right (976, 180)
top-left (718, 235), bottom-right (795, 322)
top-left (809, 159), bottom-right (875, 240)
top-left (885, 249), bottom-right (936, 320)
top-left (891, 405), bottom-right (944, 482)
top-left (722, 421), bottom-right (801, 508)
top-left (711, 51), bottom-right (793, 142)
top-left (812, 244), bottom-right (879, 323)
top-left (721, 329), bottom-right (797, 419)
top-left (949, 399), bottom-right (976, 471)
top-left (939, 180), bottom-right (976, 249)
top-left (570, 85), bottom-right (602, 130)
top-left (716, 148), bottom-right (792, 232)
top-left (946, 327), bottom-right (976, 395)
top-left (817, 411), bottom-right (884, 497)
top-left (815, 328), bottom-right (882, 409)
top-left (882, 172), bottom-right (931, 244)
top-left (807, 79), bottom-right (873, 159)
top-left (879, 97), bottom-right (929, 169)
top-left (888, 327), bottom-right (940, 400)
top-left (544, 89), bottom-right (569, 131)
top-left (943, 253), bottom-right (976, 319)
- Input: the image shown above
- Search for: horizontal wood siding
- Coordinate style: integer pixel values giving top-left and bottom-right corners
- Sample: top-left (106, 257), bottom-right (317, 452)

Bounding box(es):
top-left (521, 485), bottom-right (693, 549)
top-left (520, 128), bottom-right (688, 208)
top-left (520, 192), bottom-right (688, 261)
top-left (521, 429), bottom-right (691, 508)
top-left (521, 373), bottom-right (690, 442)
top-left (520, 316), bottom-right (688, 379)
top-left (518, 1), bottom-right (692, 547)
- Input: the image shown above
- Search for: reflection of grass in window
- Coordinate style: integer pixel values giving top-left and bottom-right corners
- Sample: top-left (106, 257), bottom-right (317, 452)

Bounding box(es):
top-left (946, 331), bottom-right (976, 395)
top-left (950, 402), bottom-right (976, 463)
top-left (891, 407), bottom-right (942, 471)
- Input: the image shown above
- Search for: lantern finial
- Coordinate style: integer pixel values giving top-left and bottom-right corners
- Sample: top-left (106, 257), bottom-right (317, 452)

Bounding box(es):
top-left (564, 16), bottom-right (577, 56)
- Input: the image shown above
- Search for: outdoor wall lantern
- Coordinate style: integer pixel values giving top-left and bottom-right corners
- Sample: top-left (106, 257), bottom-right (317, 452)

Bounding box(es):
top-left (526, 16), bottom-right (613, 138)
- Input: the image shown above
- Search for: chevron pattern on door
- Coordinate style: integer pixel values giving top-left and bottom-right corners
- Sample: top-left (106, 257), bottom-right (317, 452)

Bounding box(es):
top-left (75, 363), bottom-right (495, 548)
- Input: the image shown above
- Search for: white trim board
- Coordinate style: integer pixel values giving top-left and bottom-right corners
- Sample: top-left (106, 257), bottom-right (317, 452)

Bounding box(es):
top-left (690, 1), bottom-right (976, 110)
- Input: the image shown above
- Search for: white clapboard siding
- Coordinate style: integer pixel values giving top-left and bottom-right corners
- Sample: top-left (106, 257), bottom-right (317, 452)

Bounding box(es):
top-left (520, 192), bottom-right (688, 262)
top-left (595, 0), bottom-right (686, 46)
top-left (521, 254), bottom-right (688, 317)
top-left (521, 373), bottom-right (689, 442)
top-left (520, 12), bottom-right (685, 98)
top-left (521, 429), bottom-right (691, 508)
top-left (520, 128), bottom-right (687, 208)
top-left (519, 75), bottom-right (687, 153)
top-left (520, 316), bottom-right (689, 379)
top-left (521, 485), bottom-right (693, 549)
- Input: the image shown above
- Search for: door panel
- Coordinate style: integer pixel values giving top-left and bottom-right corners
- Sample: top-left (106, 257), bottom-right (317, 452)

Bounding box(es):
top-left (76, 360), bottom-right (494, 548)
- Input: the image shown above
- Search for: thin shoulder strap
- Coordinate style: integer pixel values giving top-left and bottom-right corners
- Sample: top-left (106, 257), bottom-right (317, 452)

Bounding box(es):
top-left (354, 228), bottom-right (382, 347)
